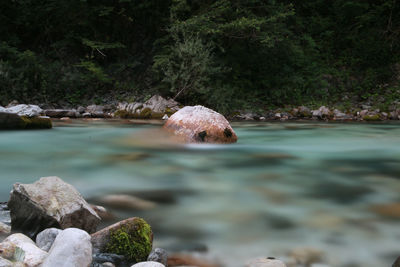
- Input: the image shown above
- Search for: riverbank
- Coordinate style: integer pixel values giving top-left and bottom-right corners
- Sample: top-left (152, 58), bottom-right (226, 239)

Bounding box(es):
top-left (1, 96), bottom-right (400, 128)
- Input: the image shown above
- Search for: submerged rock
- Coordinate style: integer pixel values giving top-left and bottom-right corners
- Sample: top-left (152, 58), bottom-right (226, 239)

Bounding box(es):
top-left (163, 105), bottom-right (237, 144)
top-left (91, 217), bottom-right (153, 264)
top-left (8, 176), bottom-right (101, 238)
top-left (96, 194), bottom-right (156, 210)
top-left (0, 233), bottom-right (48, 266)
top-left (42, 228), bottom-right (92, 267)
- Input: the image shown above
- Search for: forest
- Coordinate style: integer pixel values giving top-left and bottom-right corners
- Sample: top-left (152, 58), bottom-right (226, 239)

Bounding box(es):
top-left (0, 0), bottom-right (399, 113)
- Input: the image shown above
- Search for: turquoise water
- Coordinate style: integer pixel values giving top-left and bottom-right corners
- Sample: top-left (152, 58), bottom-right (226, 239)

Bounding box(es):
top-left (1, 120), bottom-right (400, 266)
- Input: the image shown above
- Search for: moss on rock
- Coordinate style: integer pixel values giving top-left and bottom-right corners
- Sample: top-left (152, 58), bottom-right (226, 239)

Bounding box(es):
top-left (139, 108), bottom-right (152, 119)
top-left (21, 116), bottom-right (52, 129)
top-left (363, 114), bottom-right (380, 121)
top-left (105, 217), bottom-right (152, 263)
top-left (114, 110), bottom-right (135, 119)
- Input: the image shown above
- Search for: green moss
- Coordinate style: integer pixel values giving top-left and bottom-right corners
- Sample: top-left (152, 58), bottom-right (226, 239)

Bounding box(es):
top-left (363, 114), bottom-right (380, 121)
top-left (105, 218), bottom-right (152, 263)
top-left (164, 108), bottom-right (176, 117)
top-left (20, 116), bottom-right (52, 129)
top-left (139, 108), bottom-right (152, 119)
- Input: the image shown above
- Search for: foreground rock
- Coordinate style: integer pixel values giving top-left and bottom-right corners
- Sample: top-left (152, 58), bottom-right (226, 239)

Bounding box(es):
top-left (147, 248), bottom-right (168, 266)
top-left (246, 257), bottom-right (287, 267)
top-left (42, 228), bottom-right (92, 267)
top-left (0, 233), bottom-right (48, 266)
top-left (163, 105), bottom-right (237, 144)
top-left (0, 112), bottom-right (52, 130)
top-left (8, 176), bottom-right (100, 237)
top-left (91, 217), bottom-right (153, 264)
top-left (36, 228), bottom-right (62, 251)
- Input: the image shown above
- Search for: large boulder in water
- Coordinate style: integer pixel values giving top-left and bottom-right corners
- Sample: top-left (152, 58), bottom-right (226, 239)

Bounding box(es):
top-left (163, 105), bottom-right (237, 143)
top-left (0, 112), bottom-right (52, 130)
top-left (8, 176), bottom-right (101, 238)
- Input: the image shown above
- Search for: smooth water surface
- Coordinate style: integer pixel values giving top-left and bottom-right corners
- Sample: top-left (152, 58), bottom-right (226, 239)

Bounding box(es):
top-left (1, 120), bottom-right (400, 266)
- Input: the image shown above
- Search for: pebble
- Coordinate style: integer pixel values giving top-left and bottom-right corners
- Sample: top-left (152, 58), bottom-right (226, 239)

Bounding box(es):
top-left (147, 248), bottom-right (168, 266)
top-left (130, 262), bottom-right (165, 267)
top-left (245, 257), bottom-right (287, 267)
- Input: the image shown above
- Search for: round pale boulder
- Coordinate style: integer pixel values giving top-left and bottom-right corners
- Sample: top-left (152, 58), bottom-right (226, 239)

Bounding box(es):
top-left (163, 105), bottom-right (237, 144)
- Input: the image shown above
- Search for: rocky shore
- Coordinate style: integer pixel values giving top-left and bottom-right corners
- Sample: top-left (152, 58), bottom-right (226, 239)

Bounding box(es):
top-left (0, 177), bottom-right (293, 267)
top-left (1, 96), bottom-right (400, 131)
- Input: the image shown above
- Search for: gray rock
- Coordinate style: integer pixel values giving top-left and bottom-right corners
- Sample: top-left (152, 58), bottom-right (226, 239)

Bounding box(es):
top-left (298, 106), bottom-right (311, 117)
top-left (36, 228), bottom-right (62, 252)
top-left (8, 176), bottom-right (101, 238)
top-left (0, 106), bottom-right (5, 113)
top-left (44, 109), bottom-right (77, 118)
top-left (389, 111), bottom-right (399, 120)
top-left (0, 222), bottom-right (10, 235)
top-left (92, 253), bottom-right (125, 265)
top-left (143, 95), bottom-right (180, 114)
top-left (0, 257), bottom-right (12, 267)
top-left (147, 248), bottom-right (168, 266)
top-left (86, 105), bottom-right (104, 114)
top-left (0, 233), bottom-right (48, 266)
top-left (102, 263), bottom-right (116, 267)
top-left (77, 106), bottom-right (86, 114)
top-left (245, 257), bottom-right (286, 267)
top-left (130, 262), bottom-right (165, 267)
top-left (42, 228), bottom-right (92, 267)
top-left (5, 104), bottom-right (43, 117)
top-left (5, 100), bottom-right (19, 108)
top-left (83, 112), bottom-right (92, 118)
top-left (162, 114), bottom-right (169, 120)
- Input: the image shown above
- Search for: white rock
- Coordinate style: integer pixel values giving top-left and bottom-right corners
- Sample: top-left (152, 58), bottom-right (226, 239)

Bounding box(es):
top-left (0, 106), bottom-right (6, 113)
top-left (0, 233), bottom-right (48, 267)
top-left (36, 228), bottom-right (62, 252)
top-left (246, 257), bottom-right (286, 267)
top-left (0, 257), bottom-right (12, 267)
top-left (42, 228), bottom-right (92, 267)
top-left (162, 114), bottom-right (169, 120)
top-left (5, 104), bottom-right (42, 117)
top-left (130, 261), bottom-right (165, 267)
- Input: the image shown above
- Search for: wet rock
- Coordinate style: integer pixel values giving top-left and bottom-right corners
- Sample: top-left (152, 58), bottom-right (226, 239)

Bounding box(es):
top-left (0, 112), bottom-right (52, 130)
top-left (90, 205), bottom-right (115, 221)
top-left (0, 233), bottom-right (48, 266)
top-left (288, 247), bottom-right (324, 266)
top-left (0, 257), bottom-right (12, 267)
top-left (44, 109), bottom-right (77, 118)
top-left (147, 248), bottom-right (168, 266)
top-left (42, 228), bottom-right (92, 267)
top-left (131, 262), bottom-right (165, 267)
top-left (245, 257), bottom-right (287, 267)
top-left (36, 228), bottom-right (62, 252)
top-left (91, 217), bottom-right (153, 263)
top-left (163, 105), bottom-right (237, 144)
top-left (298, 106), bottom-right (311, 117)
top-left (96, 194), bottom-right (156, 210)
top-left (4, 104), bottom-right (42, 117)
top-left (92, 253), bottom-right (125, 265)
top-left (143, 95), bottom-right (180, 114)
top-left (8, 176), bottom-right (101, 238)
top-left (77, 106), bottom-right (86, 114)
top-left (167, 254), bottom-right (220, 267)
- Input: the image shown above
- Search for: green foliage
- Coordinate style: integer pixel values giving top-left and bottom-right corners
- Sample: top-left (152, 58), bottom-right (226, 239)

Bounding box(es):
top-left (105, 218), bottom-right (152, 263)
top-left (0, 0), bottom-right (399, 112)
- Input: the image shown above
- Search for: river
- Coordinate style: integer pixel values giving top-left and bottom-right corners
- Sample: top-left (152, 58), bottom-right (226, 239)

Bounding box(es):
top-left (0, 120), bottom-right (399, 266)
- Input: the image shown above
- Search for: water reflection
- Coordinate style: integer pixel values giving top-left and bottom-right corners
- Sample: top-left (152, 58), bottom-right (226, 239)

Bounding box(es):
top-left (0, 121), bottom-right (400, 266)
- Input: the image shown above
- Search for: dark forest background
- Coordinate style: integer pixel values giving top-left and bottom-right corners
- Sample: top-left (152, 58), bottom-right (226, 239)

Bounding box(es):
top-left (0, 0), bottom-right (399, 113)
